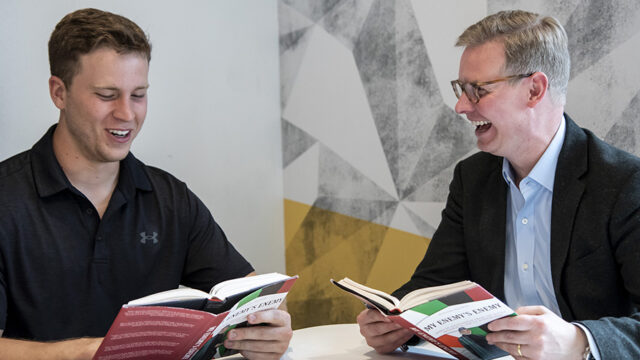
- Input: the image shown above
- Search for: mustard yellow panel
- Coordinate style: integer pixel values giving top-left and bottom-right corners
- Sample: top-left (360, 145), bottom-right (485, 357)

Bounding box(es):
top-left (283, 199), bottom-right (312, 249)
top-left (366, 227), bottom-right (430, 293)
top-left (284, 200), bottom-right (432, 329)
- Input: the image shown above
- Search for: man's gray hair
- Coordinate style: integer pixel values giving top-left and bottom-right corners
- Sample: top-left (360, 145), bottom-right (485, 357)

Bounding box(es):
top-left (456, 10), bottom-right (570, 105)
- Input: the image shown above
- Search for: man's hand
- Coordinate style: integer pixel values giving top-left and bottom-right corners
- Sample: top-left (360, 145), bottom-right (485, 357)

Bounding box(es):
top-left (223, 309), bottom-right (292, 360)
top-left (486, 306), bottom-right (588, 360)
top-left (356, 308), bottom-right (414, 354)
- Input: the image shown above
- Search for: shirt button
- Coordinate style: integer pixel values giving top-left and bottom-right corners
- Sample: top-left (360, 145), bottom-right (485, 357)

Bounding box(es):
top-left (522, 263), bottom-right (529, 271)
top-left (86, 208), bottom-right (93, 215)
top-left (521, 218), bottom-right (528, 225)
top-left (96, 235), bottom-right (103, 241)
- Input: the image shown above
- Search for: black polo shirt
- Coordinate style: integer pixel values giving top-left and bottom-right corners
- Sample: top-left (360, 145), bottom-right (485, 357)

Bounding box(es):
top-left (0, 125), bottom-right (254, 340)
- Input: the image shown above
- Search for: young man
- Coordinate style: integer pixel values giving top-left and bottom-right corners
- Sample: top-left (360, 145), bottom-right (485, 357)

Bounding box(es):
top-left (0, 8), bottom-right (291, 359)
top-left (357, 10), bottom-right (640, 360)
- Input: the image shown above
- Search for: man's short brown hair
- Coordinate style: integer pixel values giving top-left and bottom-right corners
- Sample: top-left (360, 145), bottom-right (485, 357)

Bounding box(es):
top-left (456, 10), bottom-right (570, 105)
top-left (48, 8), bottom-right (151, 87)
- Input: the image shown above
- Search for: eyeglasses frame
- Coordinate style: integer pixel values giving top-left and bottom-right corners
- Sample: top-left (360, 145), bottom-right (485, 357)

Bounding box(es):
top-left (450, 73), bottom-right (535, 104)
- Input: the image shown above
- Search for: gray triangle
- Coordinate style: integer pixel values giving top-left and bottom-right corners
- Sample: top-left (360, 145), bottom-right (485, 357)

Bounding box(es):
top-left (403, 205), bottom-right (437, 239)
top-left (394, 0), bottom-right (447, 194)
top-left (279, 26), bottom-right (311, 55)
top-left (314, 196), bottom-right (399, 226)
top-left (318, 144), bottom-right (397, 202)
top-left (279, 1), bottom-right (314, 36)
top-left (353, 0), bottom-right (451, 199)
top-left (406, 159), bottom-right (458, 202)
top-left (318, 0), bottom-right (375, 50)
top-left (352, 0), bottom-right (399, 197)
top-left (566, 0), bottom-right (640, 79)
top-left (370, 202), bottom-right (400, 228)
top-left (280, 26), bottom-right (313, 110)
top-left (280, 0), bottom-right (343, 23)
top-left (605, 90), bottom-right (640, 155)
top-left (402, 105), bottom-right (475, 199)
top-left (282, 119), bottom-right (318, 168)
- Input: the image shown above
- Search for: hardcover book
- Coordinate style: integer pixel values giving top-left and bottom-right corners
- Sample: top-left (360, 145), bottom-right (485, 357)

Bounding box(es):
top-left (93, 273), bottom-right (297, 360)
top-left (331, 278), bottom-right (515, 360)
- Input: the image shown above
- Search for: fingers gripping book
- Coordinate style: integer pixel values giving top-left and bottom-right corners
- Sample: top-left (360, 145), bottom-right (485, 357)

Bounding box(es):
top-left (93, 273), bottom-right (297, 360)
top-left (331, 278), bottom-right (516, 360)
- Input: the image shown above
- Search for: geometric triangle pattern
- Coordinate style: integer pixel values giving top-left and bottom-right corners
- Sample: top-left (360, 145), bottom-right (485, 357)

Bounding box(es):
top-left (564, 0), bottom-right (640, 79)
top-left (284, 199), bottom-right (429, 329)
top-left (281, 119), bottom-right (317, 168)
top-left (280, 0), bottom-right (640, 328)
top-left (605, 91), bottom-right (640, 154)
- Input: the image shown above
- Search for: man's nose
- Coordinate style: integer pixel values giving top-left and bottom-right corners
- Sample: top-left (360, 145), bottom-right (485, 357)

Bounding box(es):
top-left (454, 92), bottom-right (474, 114)
top-left (113, 98), bottom-right (135, 121)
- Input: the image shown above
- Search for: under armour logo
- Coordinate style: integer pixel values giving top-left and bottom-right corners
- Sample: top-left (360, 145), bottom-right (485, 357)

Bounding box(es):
top-left (140, 232), bottom-right (159, 244)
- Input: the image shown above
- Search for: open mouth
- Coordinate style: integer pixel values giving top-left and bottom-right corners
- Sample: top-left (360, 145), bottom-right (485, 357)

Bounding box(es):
top-left (471, 121), bottom-right (492, 133)
top-left (108, 129), bottom-right (131, 138)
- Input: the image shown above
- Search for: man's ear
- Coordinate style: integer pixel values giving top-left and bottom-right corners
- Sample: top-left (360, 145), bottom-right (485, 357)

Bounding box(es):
top-left (49, 76), bottom-right (67, 110)
top-left (526, 72), bottom-right (548, 107)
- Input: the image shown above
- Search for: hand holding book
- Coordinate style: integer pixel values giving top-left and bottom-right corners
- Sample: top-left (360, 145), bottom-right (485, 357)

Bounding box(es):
top-left (93, 273), bottom-right (297, 360)
top-left (332, 278), bottom-right (515, 360)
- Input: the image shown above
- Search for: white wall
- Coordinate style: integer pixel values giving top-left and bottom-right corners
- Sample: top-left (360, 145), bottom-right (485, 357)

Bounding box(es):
top-left (0, 0), bottom-right (285, 274)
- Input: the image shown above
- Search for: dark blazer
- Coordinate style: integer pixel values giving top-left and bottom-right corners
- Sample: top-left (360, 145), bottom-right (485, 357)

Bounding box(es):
top-left (395, 115), bottom-right (640, 359)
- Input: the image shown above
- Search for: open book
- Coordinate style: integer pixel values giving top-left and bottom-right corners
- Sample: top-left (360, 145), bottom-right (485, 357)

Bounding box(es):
top-left (128, 272), bottom-right (294, 314)
top-left (332, 278), bottom-right (515, 360)
top-left (94, 273), bottom-right (298, 360)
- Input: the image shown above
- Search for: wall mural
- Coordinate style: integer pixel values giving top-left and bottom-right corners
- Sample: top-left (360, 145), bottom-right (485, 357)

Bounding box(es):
top-left (279, 0), bottom-right (640, 329)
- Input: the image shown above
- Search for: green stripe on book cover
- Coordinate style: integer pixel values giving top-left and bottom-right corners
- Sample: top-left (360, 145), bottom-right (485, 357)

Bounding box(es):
top-left (410, 299), bottom-right (447, 315)
top-left (237, 288), bottom-right (262, 308)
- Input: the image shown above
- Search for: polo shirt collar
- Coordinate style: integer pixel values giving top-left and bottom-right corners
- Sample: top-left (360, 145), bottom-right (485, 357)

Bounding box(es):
top-left (31, 124), bottom-right (152, 199)
top-left (31, 124), bottom-right (72, 197)
top-left (118, 152), bottom-right (153, 199)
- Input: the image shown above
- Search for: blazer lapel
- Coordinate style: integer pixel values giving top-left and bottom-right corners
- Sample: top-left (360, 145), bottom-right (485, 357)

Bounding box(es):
top-left (550, 114), bottom-right (588, 320)
top-left (479, 158), bottom-right (508, 299)
top-left (491, 175), bottom-right (508, 299)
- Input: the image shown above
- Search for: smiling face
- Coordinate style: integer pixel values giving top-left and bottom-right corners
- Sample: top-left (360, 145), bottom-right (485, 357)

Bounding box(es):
top-left (51, 47), bottom-right (149, 166)
top-left (454, 40), bottom-right (534, 159)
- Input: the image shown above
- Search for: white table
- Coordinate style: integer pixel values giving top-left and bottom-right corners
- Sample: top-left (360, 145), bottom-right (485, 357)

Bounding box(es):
top-left (226, 323), bottom-right (456, 359)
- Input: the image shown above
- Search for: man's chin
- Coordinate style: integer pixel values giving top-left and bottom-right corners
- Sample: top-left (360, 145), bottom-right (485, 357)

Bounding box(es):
top-left (99, 151), bottom-right (130, 163)
top-left (476, 142), bottom-right (499, 156)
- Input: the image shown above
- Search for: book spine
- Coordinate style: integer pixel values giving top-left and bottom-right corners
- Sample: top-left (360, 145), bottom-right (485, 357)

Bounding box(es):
top-left (390, 315), bottom-right (468, 360)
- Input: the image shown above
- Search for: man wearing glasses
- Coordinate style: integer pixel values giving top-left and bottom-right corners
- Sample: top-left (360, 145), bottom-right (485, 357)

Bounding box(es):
top-left (357, 10), bottom-right (640, 360)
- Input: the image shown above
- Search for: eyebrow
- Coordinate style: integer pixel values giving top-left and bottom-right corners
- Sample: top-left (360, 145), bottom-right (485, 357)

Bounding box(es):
top-left (93, 85), bottom-right (150, 91)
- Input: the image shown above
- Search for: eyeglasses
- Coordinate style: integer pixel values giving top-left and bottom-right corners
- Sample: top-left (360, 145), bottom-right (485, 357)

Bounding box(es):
top-left (450, 73), bottom-right (534, 104)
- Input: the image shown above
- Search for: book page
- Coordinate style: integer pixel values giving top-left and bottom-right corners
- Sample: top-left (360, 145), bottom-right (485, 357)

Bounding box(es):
top-left (331, 278), bottom-right (399, 311)
top-left (209, 273), bottom-right (291, 300)
top-left (128, 288), bottom-right (209, 306)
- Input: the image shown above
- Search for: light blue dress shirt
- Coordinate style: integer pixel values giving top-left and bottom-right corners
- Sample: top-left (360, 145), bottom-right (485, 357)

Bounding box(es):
top-left (502, 117), bottom-right (565, 315)
top-left (502, 117), bottom-right (599, 359)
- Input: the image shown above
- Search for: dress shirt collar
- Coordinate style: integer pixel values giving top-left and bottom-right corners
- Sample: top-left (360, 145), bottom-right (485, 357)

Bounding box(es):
top-left (502, 116), bottom-right (566, 191)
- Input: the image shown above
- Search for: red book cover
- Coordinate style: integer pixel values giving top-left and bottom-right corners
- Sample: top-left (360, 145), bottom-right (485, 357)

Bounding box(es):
top-left (93, 306), bottom-right (224, 360)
